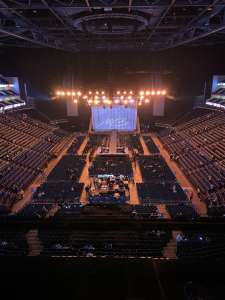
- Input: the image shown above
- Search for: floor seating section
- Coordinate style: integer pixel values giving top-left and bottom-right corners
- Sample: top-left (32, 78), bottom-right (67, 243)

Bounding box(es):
top-left (137, 155), bottom-right (197, 218)
top-left (138, 155), bottom-right (175, 182)
top-left (28, 155), bottom-right (85, 215)
top-left (131, 205), bottom-right (162, 218)
top-left (137, 182), bottom-right (188, 205)
top-left (160, 108), bottom-right (225, 216)
top-left (83, 134), bottom-right (109, 155)
top-left (89, 155), bottom-right (133, 178)
top-left (47, 155), bottom-right (85, 182)
top-left (33, 181), bottom-right (84, 204)
top-left (118, 134), bottom-right (143, 154)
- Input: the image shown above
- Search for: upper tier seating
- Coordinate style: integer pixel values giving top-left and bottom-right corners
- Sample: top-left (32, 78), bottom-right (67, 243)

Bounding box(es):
top-left (160, 108), bottom-right (225, 216)
top-left (0, 111), bottom-right (74, 209)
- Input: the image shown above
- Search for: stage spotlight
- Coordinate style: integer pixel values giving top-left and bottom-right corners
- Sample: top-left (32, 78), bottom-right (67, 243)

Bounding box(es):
top-left (120, 96), bottom-right (124, 100)
top-left (115, 99), bottom-right (119, 104)
top-left (67, 91), bottom-right (71, 96)
top-left (61, 91), bottom-right (65, 96)
top-left (95, 91), bottom-right (99, 94)
top-left (145, 98), bottom-right (149, 103)
top-left (101, 91), bottom-right (105, 95)
top-left (117, 91), bottom-right (120, 95)
top-left (146, 91), bottom-right (150, 96)
top-left (151, 91), bottom-right (155, 95)
top-left (138, 102), bottom-right (142, 106)
top-left (103, 99), bottom-right (108, 104)
top-left (72, 92), bottom-right (75, 96)
top-left (88, 99), bottom-right (93, 104)
top-left (108, 100), bottom-right (112, 105)
top-left (77, 91), bottom-right (82, 96)
top-left (95, 95), bottom-right (99, 100)
top-left (124, 100), bottom-right (128, 105)
top-left (157, 91), bottom-right (161, 95)
top-left (102, 96), bottom-right (106, 100)
top-left (56, 91), bottom-right (60, 96)
top-left (162, 90), bottom-right (166, 95)
top-left (94, 100), bottom-right (99, 105)
top-left (123, 91), bottom-right (127, 95)
top-left (73, 99), bottom-right (78, 103)
top-left (129, 91), bottom-right (133, 94)
top-left (140, 91), bottom-right (144, 96)
top-left (129, 99), bottom-right (134, 103)
top-left (88, 91), bottom-right (92, 95)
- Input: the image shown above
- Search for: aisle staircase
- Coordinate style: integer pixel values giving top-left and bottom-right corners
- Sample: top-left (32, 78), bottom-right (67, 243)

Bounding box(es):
top-left (26, 229), bottom-right (43, 256)
top-left (163, 231), bottom-right (180, 259)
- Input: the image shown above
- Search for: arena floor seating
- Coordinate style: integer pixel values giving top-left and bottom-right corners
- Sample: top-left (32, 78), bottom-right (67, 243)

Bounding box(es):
top-left (47, 155), bottom-right (85, 182)
top-left (89, 155), bottom-right (133, 178)
top-left (138, 155), bottom-right (175, 182)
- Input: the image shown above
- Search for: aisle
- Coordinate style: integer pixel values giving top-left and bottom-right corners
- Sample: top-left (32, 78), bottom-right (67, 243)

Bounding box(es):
top-left (140, 135), bottom-right (150, 155)
top-left (109, 131), bottom-right (117, 153)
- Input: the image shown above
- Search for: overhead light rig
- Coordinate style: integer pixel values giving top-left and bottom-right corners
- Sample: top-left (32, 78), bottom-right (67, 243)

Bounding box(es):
top-left (55, 89), bottom-right (166, 106)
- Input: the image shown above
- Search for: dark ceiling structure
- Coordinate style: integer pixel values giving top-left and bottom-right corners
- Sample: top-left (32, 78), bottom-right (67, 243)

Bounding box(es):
top-left (1, 0), bottom-right (225, 52)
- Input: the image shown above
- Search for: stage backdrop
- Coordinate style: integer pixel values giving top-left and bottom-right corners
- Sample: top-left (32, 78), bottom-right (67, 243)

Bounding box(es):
top-left (92, 105), bottom-right (137, 131)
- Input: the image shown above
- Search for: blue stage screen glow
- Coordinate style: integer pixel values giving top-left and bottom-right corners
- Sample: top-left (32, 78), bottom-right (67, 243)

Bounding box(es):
top-left (92, 105), bottom-right (137, 131)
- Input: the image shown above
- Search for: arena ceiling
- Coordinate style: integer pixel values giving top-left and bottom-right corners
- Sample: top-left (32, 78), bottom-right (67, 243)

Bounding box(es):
top-left (1, 0), bottom-right (225, 52)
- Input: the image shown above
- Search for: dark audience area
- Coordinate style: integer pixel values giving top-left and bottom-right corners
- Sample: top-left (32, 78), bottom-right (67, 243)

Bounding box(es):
top-left (39, 229), bottom-right (171, 257)
top-left (160, 108), bottom-right (225, 217)
top-left (138, 155), bottom-right (175, 182)
top-left (47, 155), bottom-right (85, 182)
top-left (0, 112), bottom-right (73, 209)
top-left (89, 155), bottom-right (133, 178)
top-left (176, 231), bottom-right (225, 260)
top-left (33, 181), bottom-right (84, 204)
top-left (137, 182), bottom-right (188, 205)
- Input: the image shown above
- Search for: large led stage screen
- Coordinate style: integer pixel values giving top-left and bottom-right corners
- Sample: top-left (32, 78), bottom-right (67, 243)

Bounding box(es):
top-left (92, 105), bottom-right (137, 131)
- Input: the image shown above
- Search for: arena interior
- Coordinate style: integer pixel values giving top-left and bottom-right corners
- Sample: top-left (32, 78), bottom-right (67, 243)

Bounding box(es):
top-left (1, 1), bottom-right (225, 299)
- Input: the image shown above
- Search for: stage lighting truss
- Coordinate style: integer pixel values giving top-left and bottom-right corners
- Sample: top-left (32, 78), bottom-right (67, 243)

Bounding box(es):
top-left (55, 89), bottom-right (166, 106)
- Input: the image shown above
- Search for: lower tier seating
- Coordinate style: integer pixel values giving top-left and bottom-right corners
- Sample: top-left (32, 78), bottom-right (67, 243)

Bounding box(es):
top-left (39, 229), bottom-right (171, 257)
